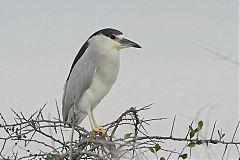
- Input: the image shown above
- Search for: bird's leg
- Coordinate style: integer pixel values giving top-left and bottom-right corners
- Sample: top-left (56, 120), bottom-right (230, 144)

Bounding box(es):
top-left (87, 110), bottom-right (106, 136)
top-left (91, 113), bottom-right (98, 129)
top-left (87, 110), bottom-right (94, 129)
top-left (91, 113), bottom-right (106, 135)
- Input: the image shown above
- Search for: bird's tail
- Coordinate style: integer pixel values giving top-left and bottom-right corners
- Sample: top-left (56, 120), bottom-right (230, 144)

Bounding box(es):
top-left (65, 106), bottom-right (87, 126)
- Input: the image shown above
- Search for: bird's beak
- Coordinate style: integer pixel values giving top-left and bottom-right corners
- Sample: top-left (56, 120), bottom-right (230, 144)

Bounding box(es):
top-left (118, 38), bottom-right (142, 48)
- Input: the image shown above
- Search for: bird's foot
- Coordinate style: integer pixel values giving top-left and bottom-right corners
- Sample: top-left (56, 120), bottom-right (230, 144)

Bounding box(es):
top-left (92, 125), bottom-right (109, 139)
top-left (93, 125), bottom-right (105, 135)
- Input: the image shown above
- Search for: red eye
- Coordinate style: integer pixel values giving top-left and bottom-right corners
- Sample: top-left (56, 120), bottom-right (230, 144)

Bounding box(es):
top-left (110, 34), bottom-right (116, 40)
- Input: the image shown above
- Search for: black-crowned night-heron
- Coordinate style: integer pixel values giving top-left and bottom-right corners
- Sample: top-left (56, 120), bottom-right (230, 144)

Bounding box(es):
top-left (62, 28), bottom-right (141, 134)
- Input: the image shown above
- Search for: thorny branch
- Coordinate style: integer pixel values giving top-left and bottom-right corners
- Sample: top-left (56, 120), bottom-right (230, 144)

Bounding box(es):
top-left (0, 104), bottom-right (239, 160)
top-left (195, 44), bottom-right (239, 65)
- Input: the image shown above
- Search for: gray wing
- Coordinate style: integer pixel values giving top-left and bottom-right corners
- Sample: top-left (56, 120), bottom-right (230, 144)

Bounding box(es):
top-left (62, 54), bottom-right (96, 122)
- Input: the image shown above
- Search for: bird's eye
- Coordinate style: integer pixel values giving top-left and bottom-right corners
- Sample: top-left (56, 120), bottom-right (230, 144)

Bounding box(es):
top-left (110, 34), bottom-right (116, 40)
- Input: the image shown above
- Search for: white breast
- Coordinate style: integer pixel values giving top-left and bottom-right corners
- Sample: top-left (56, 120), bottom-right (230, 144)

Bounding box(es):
top-left (78, 39), bottom-right (120, 112)
top-left (91, 51), bottom-right (120, 104)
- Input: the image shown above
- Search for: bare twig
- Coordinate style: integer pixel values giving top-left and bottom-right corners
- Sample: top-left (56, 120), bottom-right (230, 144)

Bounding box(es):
top-left (0, 104), bottom-right (239, 160)
top-left (170, 115), bottom-right (176, 138)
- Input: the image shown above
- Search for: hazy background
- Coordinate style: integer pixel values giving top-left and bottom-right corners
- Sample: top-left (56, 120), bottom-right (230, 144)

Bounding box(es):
top-left (0, 0), bottom-right (238, 159)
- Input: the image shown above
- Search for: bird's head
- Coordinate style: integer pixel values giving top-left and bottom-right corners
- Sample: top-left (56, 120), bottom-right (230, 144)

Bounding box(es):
top-left (87, 28), bottom-right (141, 51)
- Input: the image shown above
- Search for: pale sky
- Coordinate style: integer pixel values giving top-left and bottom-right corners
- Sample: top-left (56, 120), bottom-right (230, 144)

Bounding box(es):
top-left (0, 1), bottom-right (238, 159)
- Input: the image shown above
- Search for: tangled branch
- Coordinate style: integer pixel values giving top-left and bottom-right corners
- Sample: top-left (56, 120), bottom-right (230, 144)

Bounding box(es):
top-left (0, 103), bottom-right (239, 160)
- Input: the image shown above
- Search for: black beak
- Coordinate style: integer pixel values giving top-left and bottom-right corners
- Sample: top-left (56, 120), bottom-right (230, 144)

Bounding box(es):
top-left (119, 38), bottom-right (142, 48)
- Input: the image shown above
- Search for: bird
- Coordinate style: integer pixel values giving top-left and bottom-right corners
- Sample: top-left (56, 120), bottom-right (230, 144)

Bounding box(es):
top-left (62, 28), bottom-right (141, 134)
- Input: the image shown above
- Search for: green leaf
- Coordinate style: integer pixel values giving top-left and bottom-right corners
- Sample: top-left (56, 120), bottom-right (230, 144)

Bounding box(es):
top-left (194, 128), bottom-right (199, 132)
top-left (196, 140), bottom-right (203, 145)
top-left (154, 143), bottom-right (161, 152)
top-left (149, 147), bottom-right (155, 153)
top-left (189, 125), bottom-right (196, 139)
top-left (179, 153), bottom-right (188, 159)
top-left (46, 153), bottom-right (53, 160)
top-left (187, 142), bottom-right (196, 147)
top-left (31, 120), bottom-right (36, 129)
top-left (190, 130), bottom-right (196, 139)
top-left (197, 120), bottom-right (204, 131)
top-left (124, 133), bottom-right (132, 139)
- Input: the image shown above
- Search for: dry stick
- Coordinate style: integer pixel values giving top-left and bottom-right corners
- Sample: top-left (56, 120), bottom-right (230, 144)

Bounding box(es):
top-left (235, 144), bottom-right (240, 156)
top-left (170, 115), bottom-right (176, 138)
top-left (108, 107), bottom-right (150, 158)
top-left (185, 121), bottom-right (194, 139)
top-left (55, 100), bottom-right (67, 152)
top-left (167, 149), bottom-right (177, 160)
top-left (26, 106), bottom-right (48, 147)
top-left (210, 121), bottom-right (217, 140)
top-left (0, 153), bottom-right (8, 160)
top-left (0, 140), bottom-right (7, 155)
top-left (1, 105), bottom-right (240, 159)
top-left (231, 121), bottom-right (240, 142)
top-left (123, 136), bottom-right (240, 145)
top-left (196, 44), bottom-right (239, 65)
top-left (15, 138), bottom-right (56, 151)
top-left (109, 107), bottom-right (135, 141)
top-left (69, 105), bottom-right (76, 160)
top-left (138, 118), bottom-right (149, 135)
top-left (34, 128), bottom-right (66, 146)
top-left (18, 153), bottom-right (46, 160)
top-left (226, 121), bottom-right (240, 159)
top-left (36, 105), bottom-right (46, 122)
top-left (221, 144), bottom-right (228, 160)
top-left (27, 110), bottom-right (39, 122)
top-left (131, 107), bottom-right (140, 158)
top-left (26, 124), bottom-right (38, 146)
top-left (141, 117), bottom-right (168, 125)
top-left (10, 108), bottom-right (22, 122)
top-left (24, 105), bottom-right (47, 147)
top-left (178, 121), bottom-right (194, 160)
top-left (115, 111), bottom-right (181, 159)
top-left (0, 113), bottom-right (11, 136)
top-left (108, 105), bottom-right (154, 141)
